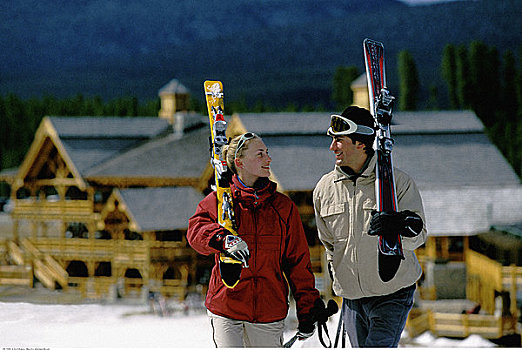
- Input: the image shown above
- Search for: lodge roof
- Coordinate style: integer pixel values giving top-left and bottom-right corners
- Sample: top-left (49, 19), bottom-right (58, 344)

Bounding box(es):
top-left (158, 79), bottom-right (190, 95)
top-left (85, 126), bottom-right (209, 180)
top-left (48, 116), bottom-right (172, 175)
top-left (115, 187), bottom-right (203, 231)
top-left (50, 116), bottom-right (171, 138)
top-left (236, 110), bottom-right (519, 191)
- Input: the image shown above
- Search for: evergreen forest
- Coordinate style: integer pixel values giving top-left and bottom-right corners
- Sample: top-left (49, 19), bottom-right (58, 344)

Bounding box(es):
top-left (1, 40), bottom-right (521, 198)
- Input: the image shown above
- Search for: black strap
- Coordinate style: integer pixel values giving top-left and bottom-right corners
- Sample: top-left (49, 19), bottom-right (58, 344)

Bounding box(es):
top-left (334, 300), bottom-right (346, 348)
top-left (317, 320), bottom-right (333, 348)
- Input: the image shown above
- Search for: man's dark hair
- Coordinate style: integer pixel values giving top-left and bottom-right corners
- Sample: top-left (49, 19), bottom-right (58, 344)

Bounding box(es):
top-left (341, 106), bottom-right (375, 155)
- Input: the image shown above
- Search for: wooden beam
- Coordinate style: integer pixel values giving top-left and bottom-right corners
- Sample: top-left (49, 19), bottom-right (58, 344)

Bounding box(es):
top-left (85, 176), bottom-right (199, 187)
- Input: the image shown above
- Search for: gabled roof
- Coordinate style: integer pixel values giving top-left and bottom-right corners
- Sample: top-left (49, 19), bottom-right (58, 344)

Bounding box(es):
top-left (85, 126), bottom-right (210, 185)
top-left (49, 116), bottom-right (171, 174)
top-left (158, 79), bottom-right (189, 95)
top-left (112, 187), bottom-right (204, 232)
top-left (49, 116), bottom-right (171, 138)
top-left (236, 110), bottom-right (520, 190)
top-left (420, 185), bottom-right (522, 235)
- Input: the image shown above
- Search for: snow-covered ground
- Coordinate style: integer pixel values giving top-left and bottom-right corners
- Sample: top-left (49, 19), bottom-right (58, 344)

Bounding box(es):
top-left (0, 297), bottom-right (498, 349)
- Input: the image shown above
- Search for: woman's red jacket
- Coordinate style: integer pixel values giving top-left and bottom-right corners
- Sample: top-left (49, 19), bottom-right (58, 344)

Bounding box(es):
top-left (187, 176), bottom-right (320, 323)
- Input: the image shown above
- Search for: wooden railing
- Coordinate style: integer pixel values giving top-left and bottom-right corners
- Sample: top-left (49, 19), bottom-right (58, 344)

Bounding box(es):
top-left (430, 312), bottom-right (503, 339)
top-left (406, 309), bottom-right (510, 339)
top-left (68, 277), bottom-right (115, 299)
top-left (0, 265), bottom-right (33, 287)
top-left (10, 199), bottom-right (93, 219)
top-left (466, 250), bottom-right (522, 316)
top-left (32, 238), bottom-right (190, 263)
top-left (7, 240), bottom-right (25, 265)
top-left (21, 238), bottom-right (68, 290)
top-left (34, 238), bottom-right (115, 259)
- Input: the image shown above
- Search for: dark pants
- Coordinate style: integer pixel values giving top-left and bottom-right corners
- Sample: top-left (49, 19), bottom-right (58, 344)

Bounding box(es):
top-left (342, 284), bottom-right (415, 348)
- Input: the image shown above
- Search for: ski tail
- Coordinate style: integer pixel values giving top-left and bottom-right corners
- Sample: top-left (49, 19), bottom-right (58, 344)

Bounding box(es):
top-left (204, 80), bottom-right (243, 289)
top-left (363, 39), bottom-right (403, 282)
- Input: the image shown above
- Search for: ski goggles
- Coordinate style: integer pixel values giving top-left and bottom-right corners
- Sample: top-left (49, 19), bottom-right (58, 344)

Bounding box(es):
top-left (234, 132), bottom-right (258, 159)
top-left (327, 114), bottom-right (375, 136)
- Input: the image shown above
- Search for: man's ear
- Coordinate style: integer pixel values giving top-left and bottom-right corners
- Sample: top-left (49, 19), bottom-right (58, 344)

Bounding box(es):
top-left (355, 141), bottom-right (366, 149)
top-left (234, 157), bottom-right (243, 169)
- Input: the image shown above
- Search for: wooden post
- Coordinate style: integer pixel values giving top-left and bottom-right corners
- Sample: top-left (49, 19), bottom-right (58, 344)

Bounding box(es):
top-left (462, 313), bottom-right (469, 337)
top-left (426, 236), bottom-right (437, 260)
top-left (12, 219), bottom-right (19, 243)
top-left (510, 264), bottom-right (518, 319)
top-left (441, 236), bottom-right (449, 260)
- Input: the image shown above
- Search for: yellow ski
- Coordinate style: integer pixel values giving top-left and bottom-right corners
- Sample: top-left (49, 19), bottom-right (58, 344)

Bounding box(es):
top-left (204, 80), bottom-right (243, 288)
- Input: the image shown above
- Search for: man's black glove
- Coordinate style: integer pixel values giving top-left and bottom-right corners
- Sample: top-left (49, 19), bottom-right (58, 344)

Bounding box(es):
top-left (209, 230), bottom-right (250, 266)
top-left (368, 210), bottom-right (423, 239)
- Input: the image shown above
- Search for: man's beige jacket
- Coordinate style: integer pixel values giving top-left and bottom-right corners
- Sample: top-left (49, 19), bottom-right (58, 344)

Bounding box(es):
top-left (313, 155), bottom-right (427, 299)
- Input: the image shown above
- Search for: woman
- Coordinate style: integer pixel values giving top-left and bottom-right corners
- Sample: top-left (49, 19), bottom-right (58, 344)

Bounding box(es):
top-left (187, 132), bottom-right (322, 347)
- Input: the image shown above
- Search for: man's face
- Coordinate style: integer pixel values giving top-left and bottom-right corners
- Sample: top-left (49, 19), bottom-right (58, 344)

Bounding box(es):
top-left (329, 135), bottom-right (368, 169)
top-left (329, 136), bottom-right (357, 166)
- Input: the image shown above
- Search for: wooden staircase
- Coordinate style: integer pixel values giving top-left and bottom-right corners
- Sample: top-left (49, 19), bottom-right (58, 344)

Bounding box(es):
top-left (0, 239), bottom-right (68, 290)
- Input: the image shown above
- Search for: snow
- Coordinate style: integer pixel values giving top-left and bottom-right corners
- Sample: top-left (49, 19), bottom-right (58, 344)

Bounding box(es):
top-left (0, 300), bottom-right (497, 349)
top-left (411, 331), bottom-right (497, 348)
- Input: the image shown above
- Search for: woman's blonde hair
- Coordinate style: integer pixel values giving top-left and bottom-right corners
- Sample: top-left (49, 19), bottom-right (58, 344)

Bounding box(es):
top-left (222, 132), bottom-right (260, 174)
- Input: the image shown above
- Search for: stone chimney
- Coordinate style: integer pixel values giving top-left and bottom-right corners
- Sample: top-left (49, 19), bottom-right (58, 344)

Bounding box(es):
top-left (158, 79), bottom-right (190, 124)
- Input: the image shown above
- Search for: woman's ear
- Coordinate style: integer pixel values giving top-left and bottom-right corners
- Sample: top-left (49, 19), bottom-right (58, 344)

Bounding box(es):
top-left (234, 157), bottom-right (243, 169)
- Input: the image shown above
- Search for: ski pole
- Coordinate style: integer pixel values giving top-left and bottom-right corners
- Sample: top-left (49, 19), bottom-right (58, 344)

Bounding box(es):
top-left (334, 299), bottom-right (345, 348)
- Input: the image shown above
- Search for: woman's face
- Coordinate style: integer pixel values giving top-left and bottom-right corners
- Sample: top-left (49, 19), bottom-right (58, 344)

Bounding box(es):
top-left (235, 138), bottom-right (272, 186)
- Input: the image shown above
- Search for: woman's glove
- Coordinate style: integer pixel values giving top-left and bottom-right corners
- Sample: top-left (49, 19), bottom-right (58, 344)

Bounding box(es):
top-left (297, 319), bottom-right (315, 340)
top-left (209, 230), bottom-right (250, 266)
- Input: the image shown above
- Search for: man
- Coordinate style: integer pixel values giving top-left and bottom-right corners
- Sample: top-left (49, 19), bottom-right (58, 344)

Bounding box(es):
top-left (313, 106), bottom-right (426, 347)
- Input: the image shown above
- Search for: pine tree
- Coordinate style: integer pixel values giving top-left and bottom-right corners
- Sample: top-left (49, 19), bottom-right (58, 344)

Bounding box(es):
top-left (471, 42), bottom-right (502, 125)
top-left (456, 44), bottom-right (472, 109)
top-left (398, 50), bottom-right (419, 111)
top-left (502, 51), bottom-right (518, 121)
top-left (332, 66), bottom-right (359, 109)
top-left (442, 44), bottom-right (458, 109)
top-left (427, 84), bottom-right (439, 110)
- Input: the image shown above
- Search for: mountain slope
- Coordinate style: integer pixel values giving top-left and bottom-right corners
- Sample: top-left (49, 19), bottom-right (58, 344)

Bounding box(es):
top-left (0, 0), bottom-right (520, 109)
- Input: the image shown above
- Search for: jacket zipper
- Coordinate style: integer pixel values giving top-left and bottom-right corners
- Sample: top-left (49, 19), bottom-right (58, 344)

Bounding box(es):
top-left (252, 205), bottom-right (258, 322)
top-left (352, 179), bottom-right (364, 293)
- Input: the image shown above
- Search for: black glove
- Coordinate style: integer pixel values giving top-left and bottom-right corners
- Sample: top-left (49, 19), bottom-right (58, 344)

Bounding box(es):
top-left (209, 230), bottom-right (250, 266)
top-left (297, 319), bottom-right (315, 340)
top-left (368, 210), bottom-right (423, 239)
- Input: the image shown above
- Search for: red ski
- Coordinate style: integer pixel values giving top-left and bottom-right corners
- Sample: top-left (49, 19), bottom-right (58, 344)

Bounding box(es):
top-left (363, 39), bottom-right (403, 282)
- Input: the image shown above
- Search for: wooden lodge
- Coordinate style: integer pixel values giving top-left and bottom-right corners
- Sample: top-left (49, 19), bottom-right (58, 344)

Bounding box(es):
top-left (1, 77), bottom-right (522, 341)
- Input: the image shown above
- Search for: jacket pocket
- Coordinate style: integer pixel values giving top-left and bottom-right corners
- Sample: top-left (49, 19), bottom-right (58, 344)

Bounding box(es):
top-left (362, 199), bottom-right (377, 229)
top-left (319, 203), bottom-right (348, 241)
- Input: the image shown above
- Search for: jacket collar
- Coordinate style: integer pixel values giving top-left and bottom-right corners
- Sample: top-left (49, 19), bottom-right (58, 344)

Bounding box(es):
top-left (231, 175), bottom-right (276, 208)
top-left (333, 153), bottom-right (376, 183)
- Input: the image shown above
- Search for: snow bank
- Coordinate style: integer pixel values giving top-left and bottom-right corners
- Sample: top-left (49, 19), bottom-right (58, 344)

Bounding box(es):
top-left (0, 302), bottom-right (497, 348)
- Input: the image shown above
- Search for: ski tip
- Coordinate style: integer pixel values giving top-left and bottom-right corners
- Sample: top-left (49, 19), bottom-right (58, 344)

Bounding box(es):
top-left (363, 38), bottom-right (384, 48)
top-left (204, 81), bottom-right (224, 98)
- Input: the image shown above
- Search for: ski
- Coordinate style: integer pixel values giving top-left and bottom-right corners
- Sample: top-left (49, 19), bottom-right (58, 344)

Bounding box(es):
top-left (204, 80), bottom-right (243, 289)
top-left (363, 39), bottom-right (403, 282)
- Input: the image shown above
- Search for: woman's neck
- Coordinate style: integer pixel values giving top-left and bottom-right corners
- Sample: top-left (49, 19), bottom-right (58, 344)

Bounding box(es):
top-left (237, 173), bottom-right (258, 187)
